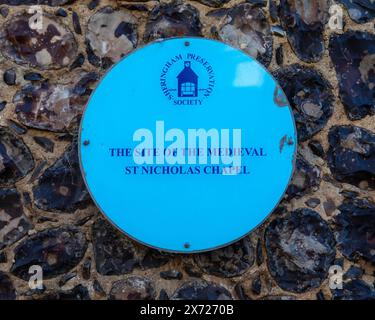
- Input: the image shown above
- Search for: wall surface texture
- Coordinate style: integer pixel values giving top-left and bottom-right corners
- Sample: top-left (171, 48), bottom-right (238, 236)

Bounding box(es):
top-left (0, 0), bottom-right (374, 300)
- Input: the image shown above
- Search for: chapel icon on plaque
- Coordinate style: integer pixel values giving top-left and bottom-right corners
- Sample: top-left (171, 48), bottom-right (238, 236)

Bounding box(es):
top-left (177, 61), bottom-right (198, 98)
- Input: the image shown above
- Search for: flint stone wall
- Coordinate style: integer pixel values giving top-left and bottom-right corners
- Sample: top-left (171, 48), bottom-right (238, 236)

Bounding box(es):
top-left (0, 0), bottom-right (374, 300)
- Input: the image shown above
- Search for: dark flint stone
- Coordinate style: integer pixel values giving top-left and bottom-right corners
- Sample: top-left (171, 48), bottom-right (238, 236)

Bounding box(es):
top-left (234, 283), bottom-right (248, 300)
top-left (42, 285), bottom-right (90, 300)
top-left (235, 274), bottom-right (262, 299)
top-left (92, 218), bottom-right (169, 275)
top-left (24, 72), bottom-right (42, 81)
top-left (251, 276), bottom-right (262, 295)
top-left (335, 198), bottom-right (375, 264)
top-left (216, 3), bottom-right (273, 67)
top-left (22, 191), bottom-right (32, 207)
top-left (86, 41), bottom-right (104, 69)
top-left (271, 25), bottom-right (286, 37)
top-left (57, 132), bottom-right (74, 142)
top-left (269, 0), bottom-right (278, 21)
top-left (279, 0), bottom-right (330, 62)
top-left (0, 11), bottom-right (78, 70)
top-left (286, 154), bottom-right (320, 200)
top-left (332, 280), bottom-right (375, 300)
top-left (81, 259), bottom-right (91, 280)
top-left (344, 266), bottom-right (364, 280)
top-left (58, 272), bottom-right (76, 286)
top-left (247, 0), bottom-right (267, 6)
top-left (37, 216), bottom-right (58, 224)
top-left (0, 251), bottom-right (7, 263)
top-left (55, 285), bottom-right (90, 300)
top-left (8, 120), bottom-right (27, 135)
top-left (75, 214), bottom-right (94, 226)
top-left (334, 258), bottom-right (345, 268)
top-left (265, 209), bottom-right (336, 293)
top-left (0, 101), bottom-right (6, 111)
top-left (305, 198), bottom-right (321, 209)
top-left (159, 289), bottom-right (169, 300)
top-left (121, 4), bottom-right (150, 11)
top-left (0, 126), bottom-right (34, 186)
top-left (171, 280), bottom-right (232, 300)
top-left (73, 72), bottom-right (99, 97)
top-left (69, 53), bottom-right (85, 71)
top-left (323, 198), bottom-right (336, 216)
top-left (183, 264), bottom-right (203, 278)
top-left (115, 22), bottom-right (135, 41)
top-left (33, 136), bottom-right (54, 153)
top-left (194, 237), bottom-right (255, 277)
top-left (273, 205), bottom-right (287, 216)
top-left (316, 291), bottom-right (325, 300)
top-left (0, 271), bottom-right (16, 300)
top-left (110, 277), bottom-right (156, 300)
top-left (33, 143), bottom-right (90, 213)
top-left (329, 31), bottom-right (375, 120)
top-left (206, 8), bottom-right (229, 18)
top-left (274, 64), bottom-right (334, 141)
top-left (14, 73), bottom-right (98, 132)
top-left (309, 140), bottom-right (325, 158)
top-left (211, 26), bottom-right (219, 37)
top-left (28, 159), bottom-right (46, 183)
top-left (322, 173), bottom-right (338, 185)
top-left (3, 68), bottom-right (16, 85)
top-left (93, 279), bottom-right (106, 296)
top-left (55, 8), bottom-right (68, 17)
top-left (72, 72), bottom-right (99, 97)
top-left (72, 11), bottom-right (82, 35)
top-left (339, 0), bottom-right (375, 23)
top-left (276, 45), bottom-right (284, 65)
top-left (88, 0), bottom-right (99, 10)
top-left (0, 188), bottom-right (32, 249)
top-left (144, 2), bottom-right (202, 42)
top-left (340, 190), bottom-right (359, 199)
top-left (11, 226), bottom-right (87, 280)
top-left (328, 125), bottom-right (375, 188)
top-left (191, 0), bottom-right (231, 8)
top-left (86, 7), bottom-right (137, 67)
top-left (160, 270), bottom-right (183, 280)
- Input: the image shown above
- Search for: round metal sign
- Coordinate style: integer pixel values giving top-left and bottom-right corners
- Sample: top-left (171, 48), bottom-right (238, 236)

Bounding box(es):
top-left (79, 37), bottom-right (297, 253)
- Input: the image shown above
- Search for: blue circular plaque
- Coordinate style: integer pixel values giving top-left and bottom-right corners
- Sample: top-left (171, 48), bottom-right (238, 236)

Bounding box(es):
top-left (79, 38), bottom-right (297, 253)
